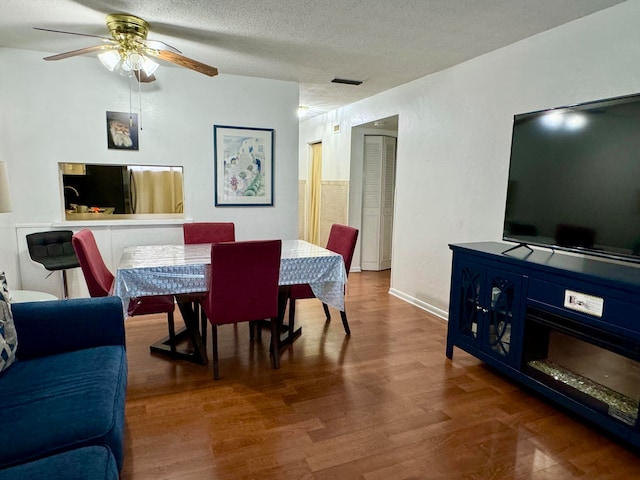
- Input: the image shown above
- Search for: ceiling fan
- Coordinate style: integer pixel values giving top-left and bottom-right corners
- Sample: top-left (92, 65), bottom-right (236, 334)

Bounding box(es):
top-left (34, 13), bottom-right (218, 81)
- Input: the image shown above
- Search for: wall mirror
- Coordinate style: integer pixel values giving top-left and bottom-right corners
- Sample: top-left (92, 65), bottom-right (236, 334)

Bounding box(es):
top-left (60, 163), bottom-right (184, 220)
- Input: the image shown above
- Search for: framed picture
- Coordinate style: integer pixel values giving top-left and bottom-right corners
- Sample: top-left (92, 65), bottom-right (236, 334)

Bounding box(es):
top-left (106, 111), bottom-right (139, 150)
top-left (214, 125), bottom-right (274, 206)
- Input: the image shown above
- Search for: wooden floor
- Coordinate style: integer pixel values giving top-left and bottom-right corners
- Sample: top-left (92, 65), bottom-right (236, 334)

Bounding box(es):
top-left (121, 271), bottom-right (640, 479)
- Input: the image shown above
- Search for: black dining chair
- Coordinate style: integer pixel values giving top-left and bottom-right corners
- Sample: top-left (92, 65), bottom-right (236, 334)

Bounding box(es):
top-left (26, 230), bottom-right (80, 299)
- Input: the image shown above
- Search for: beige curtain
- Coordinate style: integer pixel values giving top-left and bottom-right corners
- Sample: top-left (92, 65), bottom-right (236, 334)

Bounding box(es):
top-left (131, 169), bottom-right (184, 214)
top-left (308, 143), bottom-right (322, 245)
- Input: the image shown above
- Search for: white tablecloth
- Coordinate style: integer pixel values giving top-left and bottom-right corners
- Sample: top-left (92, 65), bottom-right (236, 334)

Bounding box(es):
top-left (114, 239), bottom-right (347, 313)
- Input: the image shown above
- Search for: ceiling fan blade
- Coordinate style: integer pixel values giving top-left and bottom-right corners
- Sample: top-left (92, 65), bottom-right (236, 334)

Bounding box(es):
top-left (134, 70), bottom-right (157, 83)
top-left (147, 49), bottom-right (218, 77)
top-left (43, 44), bottom-right (114, 61)
top-left (33, 27), bottom-right (113, 42)
top-left (135, 38), bottom-right (181, 55)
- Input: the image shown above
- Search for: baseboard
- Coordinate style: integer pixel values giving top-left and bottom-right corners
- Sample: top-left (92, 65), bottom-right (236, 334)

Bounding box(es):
top-left (388, 288), bottom-right (448, 321)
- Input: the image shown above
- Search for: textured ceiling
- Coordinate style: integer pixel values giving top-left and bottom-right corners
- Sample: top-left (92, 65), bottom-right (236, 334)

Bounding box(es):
top-left (0, 0), bottom-right (626, 117)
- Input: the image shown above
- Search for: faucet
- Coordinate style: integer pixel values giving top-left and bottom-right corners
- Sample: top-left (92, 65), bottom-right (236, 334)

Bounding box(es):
top-left (64, 186), bottom-right (80, 197)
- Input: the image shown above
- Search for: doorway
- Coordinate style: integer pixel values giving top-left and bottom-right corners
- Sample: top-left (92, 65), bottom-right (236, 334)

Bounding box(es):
top-left (349, 115), bottom-right (399, 272)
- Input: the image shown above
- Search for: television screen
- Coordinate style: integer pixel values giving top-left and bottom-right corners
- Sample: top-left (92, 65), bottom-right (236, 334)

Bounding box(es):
top-left (503, 93), bottom-right (640, 263)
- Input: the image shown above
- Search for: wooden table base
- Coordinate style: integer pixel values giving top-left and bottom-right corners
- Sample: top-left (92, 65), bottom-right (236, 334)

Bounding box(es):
top-left (149, 296), bottom-right (208, 365)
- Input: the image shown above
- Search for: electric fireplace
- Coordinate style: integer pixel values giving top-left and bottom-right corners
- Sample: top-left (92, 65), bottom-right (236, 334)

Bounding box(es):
top-left (523, 307), bottom-right (640, 427)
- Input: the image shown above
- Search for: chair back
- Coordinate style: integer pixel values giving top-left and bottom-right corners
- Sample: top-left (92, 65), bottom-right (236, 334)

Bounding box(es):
top-left (72, 229), bottom-right (114, 297)
top-left (202, 240), bottom-right (281, 325)
top-left (326, 224), bottom-right (359, 276)
top-left (26, 230), bottom-right (80, 271)
top-left (183, 222), bottom-right (235, 245)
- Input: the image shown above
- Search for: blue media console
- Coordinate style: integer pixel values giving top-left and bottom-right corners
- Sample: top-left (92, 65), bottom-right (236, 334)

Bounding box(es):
top-left (446, 242), bottom-right (640, 447)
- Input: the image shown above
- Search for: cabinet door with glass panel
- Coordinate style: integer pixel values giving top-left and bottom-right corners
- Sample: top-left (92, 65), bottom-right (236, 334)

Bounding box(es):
top-left (447, 258), bottom-right (523, 367)
top-left (447, 259), bottom-right (486, 355)
top-left (480, 267), bottom-right (523, 366)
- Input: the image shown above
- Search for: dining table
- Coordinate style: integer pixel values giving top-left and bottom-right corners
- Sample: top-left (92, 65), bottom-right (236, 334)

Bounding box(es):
top-left (114, 239), bottom-right (347, 365)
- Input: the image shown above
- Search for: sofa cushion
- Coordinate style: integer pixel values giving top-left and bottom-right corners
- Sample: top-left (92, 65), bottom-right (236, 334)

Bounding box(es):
top-left (0, 272), bottom-right (17, 373)
top-left (0, 345), bottom-right (127, 471)
top-left (0, 446), bottom-right (118, 480)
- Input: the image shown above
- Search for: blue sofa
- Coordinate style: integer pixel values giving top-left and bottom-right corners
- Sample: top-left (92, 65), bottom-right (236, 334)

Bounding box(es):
top-left (0, 296), bottom-right (127, 479)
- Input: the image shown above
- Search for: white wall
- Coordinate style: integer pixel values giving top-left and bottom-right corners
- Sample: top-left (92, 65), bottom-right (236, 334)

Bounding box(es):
top-left (0, 47), bottom-right (299, 293)
top-left (299, 1), bottom-right (640, 318)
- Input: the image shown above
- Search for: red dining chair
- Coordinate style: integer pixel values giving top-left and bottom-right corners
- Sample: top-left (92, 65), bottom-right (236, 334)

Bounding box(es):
top-left (183, 222), bottom-right (235, 245)
top-left (183, 222), bottom-right (236, 344)
top-left (288, 224), bottom-right (359, 335)
top-left (199, 239), bottom-right (282, 380)
top-left (72, 229), bottom-right (177, 352)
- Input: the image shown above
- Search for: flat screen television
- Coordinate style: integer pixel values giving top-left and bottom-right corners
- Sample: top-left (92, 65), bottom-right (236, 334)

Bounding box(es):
top-left (503, 92), bottom-right (640, 263)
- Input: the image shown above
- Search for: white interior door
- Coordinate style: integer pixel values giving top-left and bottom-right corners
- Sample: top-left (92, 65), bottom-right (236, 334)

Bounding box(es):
top-left (380, 136), bottom-right (396, 269)
top-left (361, 135), bottom-right (396, 271)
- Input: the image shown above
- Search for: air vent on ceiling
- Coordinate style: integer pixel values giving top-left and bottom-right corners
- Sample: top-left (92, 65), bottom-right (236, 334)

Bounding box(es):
top-left (331, 78), bottom-right (363, 86)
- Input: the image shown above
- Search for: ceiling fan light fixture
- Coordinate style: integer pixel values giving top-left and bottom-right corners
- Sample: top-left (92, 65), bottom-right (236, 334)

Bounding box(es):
top-left (99, 49), bottom-right (158, 78)
top-left (119, 59), bottom-right (133, 75)
top-left (125, 52), bottom-right (144, 70)
top-left (98, 50), bottom-right (121, 71)
top-left (141, 56), bottom-right (159, 76)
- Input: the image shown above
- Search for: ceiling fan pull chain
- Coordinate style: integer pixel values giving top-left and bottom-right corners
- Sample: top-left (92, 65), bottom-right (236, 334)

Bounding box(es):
top-left (138, 72), bottom-right (143, 131)
top-left (129, 76), bottom-right (133, 128)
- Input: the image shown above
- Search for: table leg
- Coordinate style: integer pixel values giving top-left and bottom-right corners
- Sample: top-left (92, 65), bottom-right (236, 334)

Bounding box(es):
top-left (149, 294), bottom-right (209, 365)
top-left (277, 286), bottom-right (302, 347)
top-left (253, 287), bottom-right (303, 352)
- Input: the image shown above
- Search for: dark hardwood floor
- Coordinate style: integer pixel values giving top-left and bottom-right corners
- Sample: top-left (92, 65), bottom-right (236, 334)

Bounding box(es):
top-left (121, 271), bottom-right (640, 479)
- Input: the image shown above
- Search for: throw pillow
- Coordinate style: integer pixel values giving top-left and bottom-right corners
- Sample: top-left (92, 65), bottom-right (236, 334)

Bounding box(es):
top-left (0, 272), bottom-right (18, 373)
